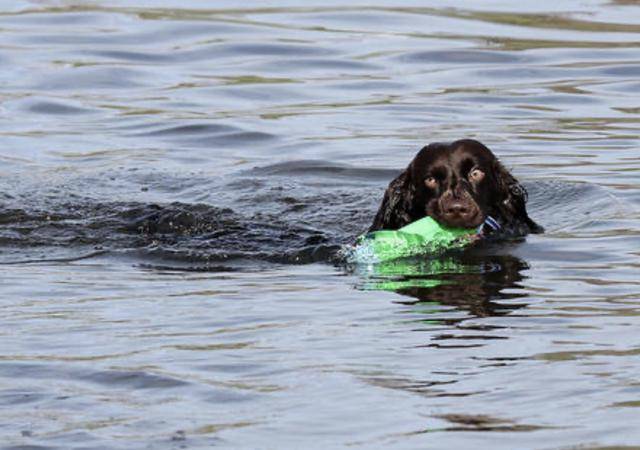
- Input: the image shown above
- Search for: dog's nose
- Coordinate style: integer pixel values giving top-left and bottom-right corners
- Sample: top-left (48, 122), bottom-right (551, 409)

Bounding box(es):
top-left (445, 202), bottom-right (470, 216)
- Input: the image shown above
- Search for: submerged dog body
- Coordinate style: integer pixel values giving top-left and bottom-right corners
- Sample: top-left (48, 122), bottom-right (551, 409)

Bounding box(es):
top-left (369, 139), bottom-right (542, 235)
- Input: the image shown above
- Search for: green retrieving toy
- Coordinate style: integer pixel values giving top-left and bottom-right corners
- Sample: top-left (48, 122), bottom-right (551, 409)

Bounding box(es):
top-left (351, 216), bottom-right (478, 263)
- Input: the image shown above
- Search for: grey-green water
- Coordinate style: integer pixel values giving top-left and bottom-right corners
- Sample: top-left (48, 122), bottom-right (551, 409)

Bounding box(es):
top-left (1, 1), bottom-right (640, 449)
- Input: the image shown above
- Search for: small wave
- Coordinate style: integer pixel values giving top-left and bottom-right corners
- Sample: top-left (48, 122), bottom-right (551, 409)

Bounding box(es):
top-left (133, 123), bottom-right (239, 137)
top-left (246, 159), bottom-right (400, 182)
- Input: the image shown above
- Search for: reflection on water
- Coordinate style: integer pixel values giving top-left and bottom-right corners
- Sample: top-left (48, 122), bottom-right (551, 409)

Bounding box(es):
top-left (1, 1), bottom-right (640, 449)
top-left (356, 251), bottom-right (530, 318)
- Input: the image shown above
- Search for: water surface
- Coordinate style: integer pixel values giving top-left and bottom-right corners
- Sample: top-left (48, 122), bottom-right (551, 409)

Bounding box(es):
top-left (1, 1), bottom-right (640, 449)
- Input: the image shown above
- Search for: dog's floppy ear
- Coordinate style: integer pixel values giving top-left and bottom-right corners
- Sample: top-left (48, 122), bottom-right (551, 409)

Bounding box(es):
top-left (492, 159), bottom-right (544, 233)
top-left (368, 167), bottom-right (418, 232)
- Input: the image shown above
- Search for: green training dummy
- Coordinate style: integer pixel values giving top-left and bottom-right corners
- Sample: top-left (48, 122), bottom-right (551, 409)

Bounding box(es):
top-left (351, 216), bottom-right (479, 263)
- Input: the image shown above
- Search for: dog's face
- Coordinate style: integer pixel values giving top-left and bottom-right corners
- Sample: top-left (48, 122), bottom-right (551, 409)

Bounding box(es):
top-left (410, 141), bottom-right (499, 228)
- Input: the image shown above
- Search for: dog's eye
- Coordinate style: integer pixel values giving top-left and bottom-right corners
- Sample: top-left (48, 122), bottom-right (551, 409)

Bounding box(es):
top-left (424, 177), bottom-right (438, 189)
top-left (468, 168), bottom-right (485, 182)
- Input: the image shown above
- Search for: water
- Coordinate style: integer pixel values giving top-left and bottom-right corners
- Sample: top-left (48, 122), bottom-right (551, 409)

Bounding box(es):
top-left (1, 1), bottom-right (640, 448)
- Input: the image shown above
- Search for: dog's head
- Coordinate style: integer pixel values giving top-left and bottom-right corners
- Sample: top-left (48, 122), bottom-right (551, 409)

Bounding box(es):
top-left (369, 139), bottom-right (537, 232)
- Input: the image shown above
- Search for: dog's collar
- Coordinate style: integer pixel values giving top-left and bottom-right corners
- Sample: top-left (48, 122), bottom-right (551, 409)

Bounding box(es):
top-left (477, 215), bottom-right (501, 235)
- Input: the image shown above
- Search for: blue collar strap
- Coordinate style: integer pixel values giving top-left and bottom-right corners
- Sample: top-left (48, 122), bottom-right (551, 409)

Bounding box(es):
top-left (477, 215), bottom-right (501, 235)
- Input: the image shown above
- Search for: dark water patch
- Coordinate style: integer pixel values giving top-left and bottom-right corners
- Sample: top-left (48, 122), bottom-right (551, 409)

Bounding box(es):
top-left (398, 49), bottom-right (525, 64)
top-left (33, 67), bottom-right (147, 91)
top-left (599, 64), bottom-right (640, 77)
top-left (482, 36), bottom-right (640, 51)
top-left (128, 122), bottom-right (278, 148)
top-left (298, 10), bottom-right (419, 26)
top-left (15, 31), bottom-right (140, 45)
top-left (472, 65), bottom-right (582, 81)
top-left (80, 369), bottom-right (189, 389)
top-left (25, 100), bottom-right (96, 116)
top-left (3, 446), bottom-right (56, 450)
top-left (518, 94), bottom-right (601, 106)
top-left (179, 131), bottom-right (278, 148)
top-left (202, 389), bottom-right (257, 404)
top-left (0, 389), bottom-right (47, 406)
top-left (12, 20), bottom-right (249, 45)
top-left (87, 42), bottom-right (334, 65)
top-left (365, 375), bottom-right (486, 398)
top-left (258, 57), bottom-right (380, 72)
top-left (133, 123), bottom-right (240, 137)
top-left (130, 122), bottom-right (277, 146)
top-left (365, 376), bottom-right (460, 396)
top-left (89, 49), bottom-right (175, 63)
top-left (595, 80), bottom-right (640, 94)
top-left (3, 10), bottom-right (110, 26)
top-left (247, 159), bottom-right (400, 182)
top-left (431, 413), bottom-right (549, 432)
top-left (441, 94), bottom-right (516, 105)
top-left (453, 93), bottom-right (600, 106)
top-left (224, 42), bottom-right (335, 57)
top-left (212, 84), bottom-right (309, 104)
top-left (0, 363), bottom-right (188, 390)
top-left (329, 80), bottom-right (407, 91)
